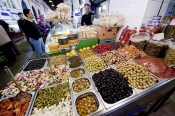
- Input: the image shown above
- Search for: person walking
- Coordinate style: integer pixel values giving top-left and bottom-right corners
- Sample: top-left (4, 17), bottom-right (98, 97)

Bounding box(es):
top-left (38, 15), bottom-right (50, 44)
top-left (17, 12), bottom-right (35, 51)
top-left (0, 20), bottom-right (20, 55)
top-left (23, 9), bottom-right (45, 58)
top-left (0, 25), bottom-right (16, 63)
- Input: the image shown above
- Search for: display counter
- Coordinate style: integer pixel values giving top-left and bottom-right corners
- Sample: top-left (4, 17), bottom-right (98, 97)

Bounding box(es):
top-left (1, 42), bottom-right (175, 116)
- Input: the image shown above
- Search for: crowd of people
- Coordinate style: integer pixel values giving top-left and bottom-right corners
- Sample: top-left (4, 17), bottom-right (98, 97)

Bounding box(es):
top-left (0, 8), bottom-right (51, 66)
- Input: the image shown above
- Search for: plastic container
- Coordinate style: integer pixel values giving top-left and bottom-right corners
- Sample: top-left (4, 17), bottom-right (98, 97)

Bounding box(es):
top-left (139, 23), bottom-right (146, 32)
top-left (130, 32), bottom-right (150, 49)
top-left (145, 40), bottom-right (169, 58)
top-left (164, 44), bottom-right (175, 65)
top-left (119, 26), bottom-right (129, 42)
top-left (58, 37), bottom-right (69, 45)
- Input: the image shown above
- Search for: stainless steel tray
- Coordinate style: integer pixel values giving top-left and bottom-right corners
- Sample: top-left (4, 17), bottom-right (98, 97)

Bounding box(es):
top-left (28, 82), bottom-right (70, 116)
top-left (69, 66), bottom-right (87, 80)
top-left (71, 77), bottom-right (94, 95)
top-left (72, 89), bottom-right (104, 116)
top-left (0, 91), bottom-right (36, 116)
top-left (21, 58), bottom-right (48, 72)
top-left (89, 73), bottom-right (139, 109)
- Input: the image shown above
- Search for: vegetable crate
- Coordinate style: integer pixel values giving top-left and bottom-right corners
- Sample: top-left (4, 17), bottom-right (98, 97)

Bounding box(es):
top-left (98, 39), bottom-right (115, 44)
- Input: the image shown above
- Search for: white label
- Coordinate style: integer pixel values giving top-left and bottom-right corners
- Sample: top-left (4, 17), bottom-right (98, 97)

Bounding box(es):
top-left (152, 33), bottom-right (164, 41)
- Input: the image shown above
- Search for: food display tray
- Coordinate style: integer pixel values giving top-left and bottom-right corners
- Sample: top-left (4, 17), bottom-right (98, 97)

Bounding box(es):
top-left (72, 89), bottom-right (104, 116)
top-left (0, 91), bottom-right (36, 116)
top-left (70, 76), bottom-right (94, 95)
top-left (88, 75), bottom-right (139, 109)
top-left (28, 82), bottom-right (71, 116)
top-left (21, 58), bottom-right (48, 72)
top-left (134, 73), bottom-right (165, 94)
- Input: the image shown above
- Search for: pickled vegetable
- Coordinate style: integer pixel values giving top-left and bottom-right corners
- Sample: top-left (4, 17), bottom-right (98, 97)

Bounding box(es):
top-left (73, 78), bottom-right (90, 92)
top-left (76, 94), bottom-right (98, 116)
top-left (70, 68), bottom-right (85, 78)
top-left (164, 48), bottom-right (175, 65)
top-left (34, 82), bottom-right (70, 108)
top-left (68, 56), bottom-right (83, 68)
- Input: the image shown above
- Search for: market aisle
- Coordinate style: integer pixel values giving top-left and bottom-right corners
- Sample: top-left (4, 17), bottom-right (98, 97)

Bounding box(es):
top-left (0, 40), bottom-right (36, 91)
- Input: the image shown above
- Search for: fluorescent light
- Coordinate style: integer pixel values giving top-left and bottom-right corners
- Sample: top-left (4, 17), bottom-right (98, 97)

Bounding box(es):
top-left (103, 5), bottom-right (106, 9)
top-left (49, 0), bottom-right (52, 2)
top-left (52, 4), bottom-right (54, 6)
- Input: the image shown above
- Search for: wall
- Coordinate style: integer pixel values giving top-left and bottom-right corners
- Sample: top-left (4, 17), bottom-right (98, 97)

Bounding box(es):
top-left (109, 0), bottom-right (150, 40)
top-left (142, 0), bottom-right (170, 25)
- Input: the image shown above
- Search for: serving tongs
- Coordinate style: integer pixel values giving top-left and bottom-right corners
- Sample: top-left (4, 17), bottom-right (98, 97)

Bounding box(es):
top-left (134, 34), bottom-right (154, 59)
top-left (4, 66), bottom-right (31, 101)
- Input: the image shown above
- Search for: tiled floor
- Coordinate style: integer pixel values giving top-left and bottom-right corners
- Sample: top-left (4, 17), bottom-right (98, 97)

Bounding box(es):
top-left (0, 40), bottom-right (174, 116)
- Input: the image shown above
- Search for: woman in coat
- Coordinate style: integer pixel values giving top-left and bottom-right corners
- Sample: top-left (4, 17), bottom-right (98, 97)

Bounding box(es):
top-left (38, 15), bottom-right (50, 44)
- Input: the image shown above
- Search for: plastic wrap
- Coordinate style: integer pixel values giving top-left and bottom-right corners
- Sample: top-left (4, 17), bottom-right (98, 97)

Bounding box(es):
top-left (135, 57), bottom-right (175, 78)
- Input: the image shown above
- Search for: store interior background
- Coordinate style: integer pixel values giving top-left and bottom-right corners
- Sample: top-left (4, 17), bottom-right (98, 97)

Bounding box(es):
top-left (0, 0), bottom-right (175, 116)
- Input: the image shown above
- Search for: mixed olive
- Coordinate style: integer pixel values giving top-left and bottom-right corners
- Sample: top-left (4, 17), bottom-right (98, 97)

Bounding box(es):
top-left (23, 59), bottom-right (46, 71)
top-left (68, 56), bottom-right (83, 68)
top-left (84, 56), bottom-right (107, 72)
top-left (116, 62), bottom-right (158, 89)
top-left (92, 69), bottom-right (133, 104)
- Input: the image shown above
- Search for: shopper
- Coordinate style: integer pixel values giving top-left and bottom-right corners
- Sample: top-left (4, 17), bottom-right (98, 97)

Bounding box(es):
top-left (38, 15), bottom-right (50, 44)
top-left (0, 20), bottom-right (20, 55)
top-left (17, 12), bottom-right (35, 51)
top-left (0, 25), bottom-right (16, 63)
top-left (81, 4), bottom-right (94, 26)
top-left (23, 9), bottom-right (45, 58)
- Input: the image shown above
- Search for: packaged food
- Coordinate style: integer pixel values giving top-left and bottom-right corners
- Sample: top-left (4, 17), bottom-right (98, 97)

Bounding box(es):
top-left (130, 32), bottom-right (150, 49)
top-left (145, 40), bottom-right (168, 58)
top-left (139, 23), bottom-right (146, 32)
top-left (164, 44), bottom-right (175, 65)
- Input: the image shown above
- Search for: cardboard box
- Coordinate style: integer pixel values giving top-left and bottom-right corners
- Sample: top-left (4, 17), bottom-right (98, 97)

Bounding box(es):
top-left (93, 26), bottom-right (117, 40)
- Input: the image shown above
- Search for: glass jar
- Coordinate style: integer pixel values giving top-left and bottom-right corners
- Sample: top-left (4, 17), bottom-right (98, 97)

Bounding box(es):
top-left (164, 44), bottom-right (175, 65)
top-left (145, 40), bottom-right (169, 58)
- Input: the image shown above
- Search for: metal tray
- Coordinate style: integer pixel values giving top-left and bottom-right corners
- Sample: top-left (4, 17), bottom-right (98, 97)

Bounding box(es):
top-left (67, 56), bottom-right (84, 69)
top-left (22, 58), bottom-right (48, 72)
top-left (69, 66), bottom-right (87, 80)
top-left (28, 82), bottom-right (71, 116)
top-left (90, 77), bottom-right (138, 109)
top-left (71, 77), bottom-right (94, 95)
top-left (134, 73), bottom-right (165, 94)
top-left (0, 91), bottom-right (36, 116)
top-left (73, 89), bottom-right (104, 116)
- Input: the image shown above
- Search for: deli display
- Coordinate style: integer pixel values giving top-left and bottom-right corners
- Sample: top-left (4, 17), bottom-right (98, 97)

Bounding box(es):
top-left (1, 39), bottom-right (175, 116)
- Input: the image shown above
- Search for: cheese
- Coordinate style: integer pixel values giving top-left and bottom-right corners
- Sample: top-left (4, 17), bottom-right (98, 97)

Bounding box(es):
top-left (49, 48), bottom-right (59, 53)
top-left (48, 43), bottom-right (59, 49)
top-left (69, 39), bottom-right (79, 44)
top-left (60, 44), bottom-right (70, 48)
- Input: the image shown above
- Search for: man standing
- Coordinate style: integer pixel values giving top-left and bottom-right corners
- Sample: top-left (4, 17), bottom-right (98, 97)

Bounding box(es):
top-left (23, 9), bottom-right (45, 58)
top-left (17, 12), bottom-right (35, 51)
top-left (81, 4), bottom-right (94, 26)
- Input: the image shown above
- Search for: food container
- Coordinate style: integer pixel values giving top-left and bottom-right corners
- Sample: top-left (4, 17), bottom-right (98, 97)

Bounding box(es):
top-left (58, 37), bottom-right (69, 45)
top-left (70, 67), bottom-right (86, 79)
top-left (22, 58), bottom-right (48, 71)
top-left (67, 34), bottom-right (78, 40)
top-left (0, 91), bottom-right (36, 116)
top-left (164, 44), bottom-right (175, 65)
top-left (71, 77), bottom-right (94, 95)
top-left (135, 73), bottom-right (163, 93)
top-left (130, 32), bottom-right (150, 49)
top-left (73, 90), bottom-right (104, 116)
top-left (145, 40), bottom-right (169, 58)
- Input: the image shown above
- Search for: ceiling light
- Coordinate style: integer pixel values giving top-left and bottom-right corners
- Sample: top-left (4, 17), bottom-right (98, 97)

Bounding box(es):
top-left (52, 4), bottom-right (54, 7)
top-left (49, 0), bottom-right (52, 2)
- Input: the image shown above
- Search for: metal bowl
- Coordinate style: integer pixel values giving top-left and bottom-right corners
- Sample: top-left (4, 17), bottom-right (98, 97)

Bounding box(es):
top-left (67, 34), bottom-right (77, 40)
top-left (58, 37), bottom-right (68, 45)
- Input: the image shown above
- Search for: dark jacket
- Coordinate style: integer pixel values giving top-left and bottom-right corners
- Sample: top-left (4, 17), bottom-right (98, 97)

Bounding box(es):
top-left (0, 20), bottom-right (13, 39)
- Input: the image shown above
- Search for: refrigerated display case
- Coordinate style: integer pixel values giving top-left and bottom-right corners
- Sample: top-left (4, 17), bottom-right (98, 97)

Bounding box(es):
top-left (45, 22), bottom-right (78, 53)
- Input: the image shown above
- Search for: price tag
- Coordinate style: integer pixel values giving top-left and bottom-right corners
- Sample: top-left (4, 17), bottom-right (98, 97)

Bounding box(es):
top-left (152, 33), bottom-right (164, 41)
